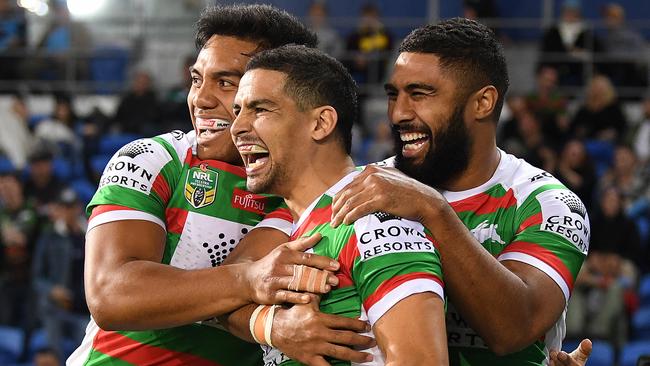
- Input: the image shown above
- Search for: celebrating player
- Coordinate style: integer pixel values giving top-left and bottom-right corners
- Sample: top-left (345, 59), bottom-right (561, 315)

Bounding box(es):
top-left (67, 5), bottom-right (373, 365)
top-left (330, 18), bottom-right (590, 365)
top-left (231, 44), bottom-right (448, 366)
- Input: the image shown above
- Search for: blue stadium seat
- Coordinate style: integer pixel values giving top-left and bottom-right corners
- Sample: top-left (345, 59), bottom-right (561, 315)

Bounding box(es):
top-left (52, 158), bottom-right (73, 181)
top-left (0, 157), bottom-right (15, 174)
top-left (98, 134), bottom-right (140, 156)
top-left (27, 328), bottom-right (47, 359)
top-left (70, 179), bottom-right (97, 205)
top-left (90, 154), bottom-right (112, 177)
top-left (634, 307), bottom-right (650, 340)
top-left (561, 339), bottom-right (580, 353)
top-left (90, 46), bottom-right (130, 94)
top-left (640, 274), bottom-right (650, 306)
top-left (589, 340), bottom-right (615, 366)
top-left (0, 326), bottom-right (25, 365)
top-left (621, 340), bottom-right (650, 366)
top-left (584, 139), bottom-right (614, 177)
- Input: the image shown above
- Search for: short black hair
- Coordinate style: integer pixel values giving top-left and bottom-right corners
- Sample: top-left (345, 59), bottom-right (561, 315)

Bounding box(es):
top-left (399, 17), bottom-right (509, 121)
top-left (195, 4), bottom-right (318, 51)
top-left (246, 45), bottom-right (358, 154)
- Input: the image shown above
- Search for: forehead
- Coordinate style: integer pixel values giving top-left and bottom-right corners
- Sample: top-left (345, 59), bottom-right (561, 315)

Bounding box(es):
top-left (390, 52), bottom-right (454, 88)
top-left (193, 35), bottom-right (259, 73)
top-left (237, 69), bottom-right (289, 101)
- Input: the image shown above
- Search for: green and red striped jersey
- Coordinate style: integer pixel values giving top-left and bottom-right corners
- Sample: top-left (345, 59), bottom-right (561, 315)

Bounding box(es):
top-left (381, 150), bottom-right (589, 366)
top-left (68, 130), bottom-right (292, 366)
top-left (263, 171), bottom-right (445, 366)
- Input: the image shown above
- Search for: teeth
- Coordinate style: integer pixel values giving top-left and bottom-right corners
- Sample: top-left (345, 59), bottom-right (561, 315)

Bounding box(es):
top-left (240, 144), bottom-right (268, 155)
top-left (400, 132), bottom-right (428, 142)
top-left (248, 159), bottom-right (265, 169)
top-left (197, 118), bottom-right (231, 131)
top-left (403, 140), bottom-right (426, 150)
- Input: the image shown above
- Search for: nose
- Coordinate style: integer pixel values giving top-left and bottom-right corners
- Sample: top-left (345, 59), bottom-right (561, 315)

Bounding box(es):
top-left (230, 108), bottom-right (251, 139)
top-left (389, 92), bottom-right (415, 127)
top-left (192, 80), bottom-right (219, 110)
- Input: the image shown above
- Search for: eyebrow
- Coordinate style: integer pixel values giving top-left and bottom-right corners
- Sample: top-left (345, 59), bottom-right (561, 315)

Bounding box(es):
top-left (188, 67), bottom-right (243, 80)
top-left (405, 83), bottom-right (436, 92)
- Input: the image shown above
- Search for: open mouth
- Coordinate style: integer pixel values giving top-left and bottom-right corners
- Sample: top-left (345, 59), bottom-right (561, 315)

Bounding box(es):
top-left (196, 118), bottom-right (231, 138)
top-left (238, 144), bottom-right (270, 172)
top-left (400, 131), bottom-right (430, 156)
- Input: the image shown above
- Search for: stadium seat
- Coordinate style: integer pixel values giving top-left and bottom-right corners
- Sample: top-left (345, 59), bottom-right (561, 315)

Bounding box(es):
top-left (90, 154), bottom-right (112, 176)
top-left (52, 158), bottom-right (73, 181)
top-left (27, 328), bottom-right (47, 359)
top-left (640, 274), bottom-right (650, 306)
top-left (0, 157), bottom-right (15, 174)
top-left (70, 179), bottom-right (97, 205)
top-left (98, 134), bottom-right (140, 156)
top-left (621, 340), bottom-right (650, 366)
top-left (589, 340), bottom-right (616, 366)
top-left (584, 139), bottom-right (614, 177)
top-left (634, 307), bottom-right (650, 340)
top-left (90, 46), bottom-right (130, 94)
top-left (0, 326), bottom-right (25, 365)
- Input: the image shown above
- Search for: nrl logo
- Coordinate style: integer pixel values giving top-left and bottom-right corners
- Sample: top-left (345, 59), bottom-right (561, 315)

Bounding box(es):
top-left (184, 165), bottom-right (218, 209)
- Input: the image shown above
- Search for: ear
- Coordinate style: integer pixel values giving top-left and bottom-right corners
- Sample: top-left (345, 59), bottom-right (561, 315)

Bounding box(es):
top-left (311, 106), bottom-right (338, 142)
top-left (472, 85), bottom-right (498, 121)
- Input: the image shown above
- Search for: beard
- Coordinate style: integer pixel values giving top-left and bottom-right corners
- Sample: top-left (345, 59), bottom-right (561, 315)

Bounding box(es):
top-left (246, 159), bottom-right (290, 197)
top-left (394, 105), bottom-right (472, 189)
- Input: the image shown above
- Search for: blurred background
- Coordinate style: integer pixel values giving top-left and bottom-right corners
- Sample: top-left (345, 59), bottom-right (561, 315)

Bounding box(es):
top-left (0, 0), bottom-right (650, 365)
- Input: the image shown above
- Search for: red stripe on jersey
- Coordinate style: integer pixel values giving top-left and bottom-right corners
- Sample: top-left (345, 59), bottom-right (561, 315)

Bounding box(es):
top-left (187, 155), bottom-right (246, 178)
top-left (450, 189), bottom-right (516, 215)
top-left (92, 330), bottom-right (221, 366)
top-left (166, 208), bottom-right (189, 235)
top-left (265, 207), bottom-right (293, 222)
top-left (291, 206), bottom-right (332, 240)
top-left (336, 233), bottom-right (359, 289)
top-left (363, 272), bottom-right (443, 311)
top-left (89, 205), bottom-right (136, 222)
top-left (501, 241), bottom-right (574, 290)
top-left (517, 212), bottom-right (543, 233)
top-left (183, 147), bottom-right (193, 165)
top-left (152, 174), bottom-right (171, 204)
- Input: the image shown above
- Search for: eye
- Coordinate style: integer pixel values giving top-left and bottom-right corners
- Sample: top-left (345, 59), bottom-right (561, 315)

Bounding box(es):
top-left (191, 76), bottom-right (201, 87)
top-left (255, 107), bottom-right (269, 114)
top-left (219, 79), bottom-right (236, 88)
top-left (385, 90), bottom-right (397, 100)
top-left (233, 106), bottom-right (241, 116)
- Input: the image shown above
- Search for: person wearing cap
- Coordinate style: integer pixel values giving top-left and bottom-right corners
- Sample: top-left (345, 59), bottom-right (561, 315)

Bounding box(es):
top-left (32, 187), bottom-right (88, 359)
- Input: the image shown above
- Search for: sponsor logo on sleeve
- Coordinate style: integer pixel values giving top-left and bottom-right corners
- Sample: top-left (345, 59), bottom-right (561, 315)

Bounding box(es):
top-left (171, 130), bottom-right (185, 141)
top-left (98, 140), bottom-right (168, 194)
top-left (184, 164), bottom-right (218, 209)
top-left (232, 188), bottom-right (267, 215)
top-left (470, 220), bottom-right (505, 245)
top-left (538, 190), bottom-right (589, 253)
top-left (529, 171), bottom-right (553, 182)
top-left (357, 218), bottom-right (434, 260)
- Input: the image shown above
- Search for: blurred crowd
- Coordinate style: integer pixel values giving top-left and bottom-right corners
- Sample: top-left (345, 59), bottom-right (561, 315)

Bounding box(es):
top-left (1, 0), bottom-right (650, 364)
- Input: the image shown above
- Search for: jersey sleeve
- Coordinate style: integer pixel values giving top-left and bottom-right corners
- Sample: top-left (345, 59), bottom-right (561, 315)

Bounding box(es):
top-left (499, 184), bottom-right (589, 302)
top-left (253, 197), bottom-right (293, 236)
top-left (87, 131), bottom-right (190, 232)
top-left (351, 213), bottom-right (444, 325)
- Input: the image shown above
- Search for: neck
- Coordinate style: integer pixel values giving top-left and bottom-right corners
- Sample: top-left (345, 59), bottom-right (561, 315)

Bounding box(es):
top-left (444, 138), bottom-right (501, 192)
top-left (283, 151), bottom-right (356, 221)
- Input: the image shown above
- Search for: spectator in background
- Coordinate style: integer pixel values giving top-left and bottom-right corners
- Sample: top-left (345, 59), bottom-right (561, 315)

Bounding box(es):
top-left (526, 65), bottom-right (570, 148)
top-left (112, 70), bottom-right (159, 135)
top-left (345, 3), bottom-right (392, 85)
top-left (161, 55), bottom-right (195, 132)
top-left (34, 94), bottom-right (82, 160)
top-left (32, 188), bottom-right (88, 359)
top-left (23, 147), bottom-right (66, 215)
top-left (633, 96), bottom-right (650, 164)
top-left (33, 347), bottom-right (61, 366)
top-left (25, 2), bottom-right (90, 83)
top-left (504, 110), bottom-right (557, 172)
top-left (555, 139), bottom-right (597, 210)
top-left (0, 171), bottom-right (39, 328)
top-left (571, 74), bottom-right (627, 142)
top-left (598, 3), bottom-right (647, 91)
top-left (308, 2), bottom-right (343, 60)
top-left (0, 0), bottom-right (26, 89)
top-left (567, 186), bottom-right (640, 347)
top-left (539, 0), bottom-right (601, 87)
top-left (0, 94), bottom-right (33, 170)
top-left (365, 121), bottom-right (393, 163)
top-left (599, 145), bottom-right (649, 210)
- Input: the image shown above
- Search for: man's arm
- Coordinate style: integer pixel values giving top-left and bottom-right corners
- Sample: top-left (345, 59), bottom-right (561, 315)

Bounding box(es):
top-left (330, 166), bottom-right (567, 354)
top-left (373, 292), bottom-right (447, 366)
top-left (85, 219), bottom-right (338, 330)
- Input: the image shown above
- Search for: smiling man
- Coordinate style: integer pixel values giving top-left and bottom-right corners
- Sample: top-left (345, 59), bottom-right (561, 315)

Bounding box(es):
top-left (330, 18), bottom-right (590, 365)
top-left (230, 45), bottom-right (448, 366)
top-left (66, 5), bottom-right (375, 366)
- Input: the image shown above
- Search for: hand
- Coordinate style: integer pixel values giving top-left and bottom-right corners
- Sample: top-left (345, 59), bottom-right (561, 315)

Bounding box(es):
top-left (245, 234), bottom-right (340, 305)
top-left (331, 165), bottom-right (441, 227)
top-left (549, 339), bottom-right (592, 366)
top-left (50, 285), bottom-right (73, 310)
top-left (272, 295), bottom-right (375, 366)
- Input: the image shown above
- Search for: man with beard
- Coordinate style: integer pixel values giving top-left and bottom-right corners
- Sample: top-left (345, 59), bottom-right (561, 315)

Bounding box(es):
top-left (330, 18), bottom-right (591, 365)
top-left (67, 5), bottom-right (374, 366)
top-left (231, 44), bottom-right (448, 366)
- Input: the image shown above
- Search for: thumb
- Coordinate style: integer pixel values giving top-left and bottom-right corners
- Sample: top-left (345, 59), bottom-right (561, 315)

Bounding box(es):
top-left (285, 233), bottom-right (322, 252)
top-left (572, 339), bottom-right (592, 362)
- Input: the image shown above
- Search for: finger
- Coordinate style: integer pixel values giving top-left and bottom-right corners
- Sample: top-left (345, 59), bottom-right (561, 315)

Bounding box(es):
top-left (342, 199), bottom-right (382, 226)
top-left (322, 313), bottom-right (371, 333)
top-left (286, 233), bottom-right (323, 252)
top-left (294, 250), bottom-right (340, 272)
top-left (304, 355), bottom-right (330, 366)
top-left (572, 338), bottom-right (592, 362)
top-left (275, 290), bottom-right (311, 305)
top-left (276, 273), bottom-right (333, 294)
top-left (326, 329), bottom-right (376, 348)
top-left (548, 350), bottom-right (558, 366)
top-left (318, 343), bottom-right (373, 364)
